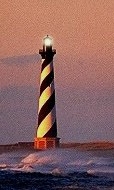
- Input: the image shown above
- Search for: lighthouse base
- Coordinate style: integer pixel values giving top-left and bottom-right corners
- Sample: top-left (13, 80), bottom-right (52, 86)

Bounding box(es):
top-left (34, 137), bottom-right (60, 149)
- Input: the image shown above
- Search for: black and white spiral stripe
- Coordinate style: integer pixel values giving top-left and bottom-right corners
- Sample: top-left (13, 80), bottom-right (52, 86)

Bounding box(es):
top-left (37, 56), bottom-right (57, 138)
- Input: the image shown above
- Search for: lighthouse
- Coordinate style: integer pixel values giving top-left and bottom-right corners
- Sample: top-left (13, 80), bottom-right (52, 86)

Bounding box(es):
top-left (34, 35), bottom-right (60, 149)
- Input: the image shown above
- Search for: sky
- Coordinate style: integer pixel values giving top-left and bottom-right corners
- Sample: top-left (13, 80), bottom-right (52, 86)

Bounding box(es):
top-left (0, 0), bottom-right (114, 144)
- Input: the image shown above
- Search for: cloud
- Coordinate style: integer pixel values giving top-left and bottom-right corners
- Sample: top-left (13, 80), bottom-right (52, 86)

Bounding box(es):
top-left (0, 54), bottom-right (40, 65)
top-left (0, 85), bottom-right (38, 144)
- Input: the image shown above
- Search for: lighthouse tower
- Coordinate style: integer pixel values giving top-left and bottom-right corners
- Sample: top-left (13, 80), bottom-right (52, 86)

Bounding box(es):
top-left (34, 35), bottom-right (60, 149)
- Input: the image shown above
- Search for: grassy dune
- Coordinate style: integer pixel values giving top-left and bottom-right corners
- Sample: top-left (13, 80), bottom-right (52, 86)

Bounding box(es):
top-left (0, 141), bottom-right (114, 154)
top-left (61, 141), bottom-right (114, 150)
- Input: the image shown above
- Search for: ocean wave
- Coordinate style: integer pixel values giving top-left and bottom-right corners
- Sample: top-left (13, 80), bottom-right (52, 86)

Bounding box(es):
top-left (0, 149), bottom-right (114, 177)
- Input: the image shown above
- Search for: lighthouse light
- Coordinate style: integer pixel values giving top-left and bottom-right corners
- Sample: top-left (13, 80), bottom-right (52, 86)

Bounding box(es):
top-left (44, 35), bottom-right (52, 47)
top-left (45, 38), bottom-right (51, 46)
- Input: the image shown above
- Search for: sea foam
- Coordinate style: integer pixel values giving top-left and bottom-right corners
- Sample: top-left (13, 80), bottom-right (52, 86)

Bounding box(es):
top-left (0, 148), bottom-right (114, 178)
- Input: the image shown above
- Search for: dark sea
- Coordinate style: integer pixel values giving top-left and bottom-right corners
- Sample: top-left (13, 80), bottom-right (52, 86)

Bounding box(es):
top-left (0, 148), bottom-right (114, 190)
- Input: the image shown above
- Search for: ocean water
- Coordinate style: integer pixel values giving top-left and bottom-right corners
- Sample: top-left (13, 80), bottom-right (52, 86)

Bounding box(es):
top-left (0, 148), bottom-right (114, 190)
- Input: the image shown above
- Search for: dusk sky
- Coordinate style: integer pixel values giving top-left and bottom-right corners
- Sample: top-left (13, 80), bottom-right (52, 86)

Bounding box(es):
top-left (0, 0), bottom-right (114, 144)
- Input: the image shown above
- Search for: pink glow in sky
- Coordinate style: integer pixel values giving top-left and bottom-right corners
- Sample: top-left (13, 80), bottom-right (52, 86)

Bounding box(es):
top-left (0, 0), bottom-right (114, 144)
